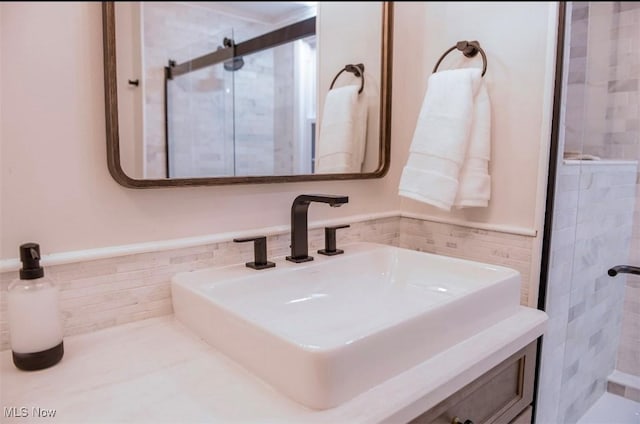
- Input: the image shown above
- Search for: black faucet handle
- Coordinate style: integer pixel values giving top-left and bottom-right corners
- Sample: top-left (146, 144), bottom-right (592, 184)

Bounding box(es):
top-left (326, 224), bottom-right (351, 231)
top-left (318, 225), bottom-right (350, 256)
top-left (233, 236), bottom-right (276, 270)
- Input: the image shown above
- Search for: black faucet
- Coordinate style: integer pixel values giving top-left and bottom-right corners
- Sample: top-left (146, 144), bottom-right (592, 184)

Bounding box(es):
top-left (286, 194), bottom-right (349, 263)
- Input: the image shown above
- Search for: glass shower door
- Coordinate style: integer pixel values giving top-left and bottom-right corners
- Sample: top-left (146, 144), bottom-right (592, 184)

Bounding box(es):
top-left (166, 28), bottom-right (236, 178)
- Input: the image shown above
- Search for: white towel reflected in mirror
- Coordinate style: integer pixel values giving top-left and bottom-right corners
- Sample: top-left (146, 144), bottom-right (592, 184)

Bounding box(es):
top-left (315, 85), bottom-right (368, 173)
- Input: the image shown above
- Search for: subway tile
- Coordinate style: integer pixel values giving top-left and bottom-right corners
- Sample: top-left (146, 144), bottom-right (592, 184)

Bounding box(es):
top-left (0, 216), bottom-right (402, 351)
top-left (625, 387), bottom-right (640, 402)
top-left (588, 329), bottom-right (603, 348)
top-left (569, 71), bottom-right (586, 84)
top-left (564, 360), bottom-right (581, 382)
top-left (619, 3), bottom-right (640, 12)
top-left (548, 162), bottom-right (638, 423)
top-left (569, 301), bottom-right (586, 322)
top-left (572, 5), bottom-right (589, 21)
top-left (617, 344), bottom-right (640, 375)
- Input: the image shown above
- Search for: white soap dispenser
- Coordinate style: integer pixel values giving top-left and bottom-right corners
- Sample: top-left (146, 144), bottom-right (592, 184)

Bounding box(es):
top-left (7, 243), bottom-right (64, 370)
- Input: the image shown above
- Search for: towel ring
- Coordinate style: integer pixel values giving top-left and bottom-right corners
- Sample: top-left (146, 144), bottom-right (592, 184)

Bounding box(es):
top-left (433, 41), bottom-right (487, 77)
top-left (329, 63), bottom-right (365, 94)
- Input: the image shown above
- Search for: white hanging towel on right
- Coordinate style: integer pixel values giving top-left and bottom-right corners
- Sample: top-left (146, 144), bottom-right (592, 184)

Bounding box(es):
top-left (398, 68), bottom-right (491, 211)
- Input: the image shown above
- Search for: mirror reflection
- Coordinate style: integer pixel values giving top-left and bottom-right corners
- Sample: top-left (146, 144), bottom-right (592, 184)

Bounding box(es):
top-left (113, 2), bottom-right (385, 180)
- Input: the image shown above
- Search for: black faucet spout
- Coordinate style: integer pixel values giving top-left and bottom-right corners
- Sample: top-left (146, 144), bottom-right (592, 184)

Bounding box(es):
top-left (287, 194), bottom-right (349, 263)
top-left (293, 194), bottom-right (349, 206)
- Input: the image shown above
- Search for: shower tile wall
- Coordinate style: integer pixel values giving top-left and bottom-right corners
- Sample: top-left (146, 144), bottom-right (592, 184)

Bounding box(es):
top-left (538, 162), bottom-right (637, 424)
top-left (620, 0), bottom-right (640, 380)
top-left (564, 2), bottom-right (639, 161)
top-left (564, 0), bottom-right (640, 382)
top-left (559, 163), bottom-right (636, 423)
top-left (607, 0), bottom-right (640, 382)
top-left (272, 44), bottom-right (295, 175)
top-left (232, 43), bottom-right (299, 176)
top-left (563, 2), bottom-right (589, 156)
top-left (143, 3), bottom-right (257, 177)
top-left (142, 3), bottom-right (297, 178)
top-left (232, 47), bottom-right (276, 176)
top-left (617, 176), bottom-right (640, 378)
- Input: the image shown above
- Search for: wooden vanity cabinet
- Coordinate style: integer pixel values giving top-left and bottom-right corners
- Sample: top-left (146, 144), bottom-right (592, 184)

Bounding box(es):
top-left (409, 341), bottom-right (537, 424)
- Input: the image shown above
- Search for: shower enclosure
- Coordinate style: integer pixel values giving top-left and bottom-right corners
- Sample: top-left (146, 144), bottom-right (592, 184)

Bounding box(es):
top-left (165, 30), bottom-right (317, 179)
top-left (164, 29), bottom-right (236, 179)
top-left (537, 2), bottom-right (639, 423)
top-left (137, 2), bottom-right (318, 179)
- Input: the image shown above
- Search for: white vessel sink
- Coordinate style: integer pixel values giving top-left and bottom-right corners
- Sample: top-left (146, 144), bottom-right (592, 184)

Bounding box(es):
top-left (171, 242), bottom-right (521, 409)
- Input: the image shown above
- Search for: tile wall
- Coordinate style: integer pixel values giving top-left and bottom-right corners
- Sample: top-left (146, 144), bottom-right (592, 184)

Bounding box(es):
top-left (0, 215), bottom-right (536, 352)
top-left (562, 0), bottom-right (640, 399)
top-left (0, 216), bottom-right (399, 352)
top-left (142, 3), bottom-right (264, 177)
top-left (617, 174), bottom-right (640, 377)
top-left (141, 3), bottom-right (302, 178)
top-left (565, 2), bottom-right (640, 161)
top-left (537, 162), bottom-right (637, 424)
top-left (399, 218), bottom-right (534, 306)
top-left (607, 378), bottom-right (640, 403)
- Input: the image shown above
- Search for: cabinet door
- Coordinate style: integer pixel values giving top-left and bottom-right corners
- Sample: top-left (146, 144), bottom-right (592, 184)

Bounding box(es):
top-left (510, 406), bottom-right (533, 424)
top-left (409, 342), bottom-right (537, 424)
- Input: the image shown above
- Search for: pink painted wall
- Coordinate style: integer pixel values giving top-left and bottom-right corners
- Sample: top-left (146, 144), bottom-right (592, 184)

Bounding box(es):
top-left (0, 2), bottom-right (556, 259)
top-left (0, 2), bottom-right (402, 259)
top-left (396, 2), bottom-right (557, 231)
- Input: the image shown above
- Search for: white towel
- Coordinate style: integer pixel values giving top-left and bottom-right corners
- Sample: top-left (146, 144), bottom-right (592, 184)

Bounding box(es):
top-left (315, 85), bottom-right (368, 173)
top-left (399, 68), bottom-right (491, 210)
top-left (454, 80), bottom-right (491, 208)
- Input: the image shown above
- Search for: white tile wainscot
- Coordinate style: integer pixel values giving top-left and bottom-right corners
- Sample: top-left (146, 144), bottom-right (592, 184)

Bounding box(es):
top-left (399, 217), bottom-right (535, 306)
top-left (0, 216), bottom-right (399, 351)
top-left (0, 213), bottom-right (539, 352)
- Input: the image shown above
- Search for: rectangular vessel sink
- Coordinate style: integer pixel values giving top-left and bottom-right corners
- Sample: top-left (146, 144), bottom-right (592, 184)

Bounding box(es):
top-left (171, 242), bottom-right (521, 409)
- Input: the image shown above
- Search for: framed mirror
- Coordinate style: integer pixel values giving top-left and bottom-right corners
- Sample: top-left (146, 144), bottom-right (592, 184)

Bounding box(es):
top-left (102, 2), bottom-right (392, 187)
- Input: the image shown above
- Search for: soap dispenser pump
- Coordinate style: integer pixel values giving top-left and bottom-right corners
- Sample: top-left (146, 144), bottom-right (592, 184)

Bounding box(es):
top-left (7, 243), bottom-right (64, 371)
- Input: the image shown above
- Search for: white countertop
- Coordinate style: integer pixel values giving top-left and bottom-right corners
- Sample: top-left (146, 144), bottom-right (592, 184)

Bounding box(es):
top-left (1, 308), bottom-right (547, 423)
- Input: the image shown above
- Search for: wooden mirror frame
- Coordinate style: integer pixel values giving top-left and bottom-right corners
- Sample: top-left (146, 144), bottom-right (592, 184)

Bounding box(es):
top-left (102, 2), bottom-right (393, 188)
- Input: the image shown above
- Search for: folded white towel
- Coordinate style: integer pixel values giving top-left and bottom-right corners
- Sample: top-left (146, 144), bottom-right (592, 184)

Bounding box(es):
top-left (454, 81), bottom-right (491, 207)
top-left (399, 68), bottom-right (491, 210)
top-left (315, 85), bottom-right (368, 173)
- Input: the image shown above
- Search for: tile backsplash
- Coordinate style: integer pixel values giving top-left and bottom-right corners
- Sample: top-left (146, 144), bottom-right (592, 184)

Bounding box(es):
top-left (399, 218), bottom-right (534, 306)
top-left (0, 215), bottom-right (536, 352)
top-left (0, 216), bottom-right (398, 351)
